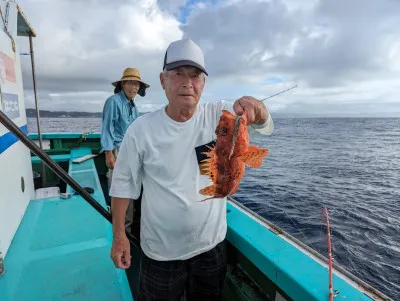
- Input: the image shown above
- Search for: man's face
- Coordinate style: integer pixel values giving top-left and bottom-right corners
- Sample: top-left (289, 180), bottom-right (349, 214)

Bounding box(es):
top-left (122, 80), bottom-right (140, 100)
top-left (160, 66), bottom-right (205, 109)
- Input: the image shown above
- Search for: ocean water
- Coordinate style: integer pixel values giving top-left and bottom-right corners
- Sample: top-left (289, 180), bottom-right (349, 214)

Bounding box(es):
top-left (27, 117), bottom-right (400, 300)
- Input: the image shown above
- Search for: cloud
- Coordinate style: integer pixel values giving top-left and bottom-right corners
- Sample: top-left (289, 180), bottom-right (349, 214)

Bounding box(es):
top-left (17, 0), bottom-right (182, 112)
top-left (16, 0), bottom-right (400, 116)
top-left (182, 0), bottom-right (400, 115)
top-left (275, 0), bottom-right (400, 87)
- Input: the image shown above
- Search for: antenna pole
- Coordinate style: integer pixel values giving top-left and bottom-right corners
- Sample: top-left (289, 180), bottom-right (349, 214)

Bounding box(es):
top-left (28, 33), bottom-right (46, 187)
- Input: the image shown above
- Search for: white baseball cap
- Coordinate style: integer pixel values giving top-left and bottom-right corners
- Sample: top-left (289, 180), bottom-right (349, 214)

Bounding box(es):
top-left (163, 38), bottom-right (208, 76)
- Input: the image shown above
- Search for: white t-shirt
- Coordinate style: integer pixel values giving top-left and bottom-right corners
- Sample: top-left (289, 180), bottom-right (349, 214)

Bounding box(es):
top-left (109, 100), bottom-right (274, 261)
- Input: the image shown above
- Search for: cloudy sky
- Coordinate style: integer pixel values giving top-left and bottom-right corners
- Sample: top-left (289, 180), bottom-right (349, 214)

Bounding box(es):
top-left (16, 0), bottom-right (400, 116)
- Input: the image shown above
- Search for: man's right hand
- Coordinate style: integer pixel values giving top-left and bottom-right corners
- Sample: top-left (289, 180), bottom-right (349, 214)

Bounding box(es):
top-left (105, 151), bottom-right (116, 169)
top-left (110, 231), bottom-right (131, 269)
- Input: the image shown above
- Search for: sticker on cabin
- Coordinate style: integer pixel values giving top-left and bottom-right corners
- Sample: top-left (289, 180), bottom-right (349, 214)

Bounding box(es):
top-left (1, 93), bottom-right (20, 119)
top-left (0, 51), bottom-right (16, 83)
top-left (0, 55), bottom-right (5, 84)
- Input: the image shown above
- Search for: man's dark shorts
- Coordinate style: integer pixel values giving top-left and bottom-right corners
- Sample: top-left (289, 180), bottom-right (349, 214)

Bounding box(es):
top-left (137, 240), bottom-right (227, 301)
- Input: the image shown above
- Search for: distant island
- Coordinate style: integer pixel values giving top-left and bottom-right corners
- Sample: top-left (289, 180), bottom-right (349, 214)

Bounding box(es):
top-left (26, 108), bottom-right (102, 118)
top-left (26, 108), bottom-right (149, 118)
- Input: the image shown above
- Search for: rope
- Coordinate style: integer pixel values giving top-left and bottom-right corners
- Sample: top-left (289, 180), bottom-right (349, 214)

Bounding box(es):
top-left (0, 3), bottom-right (16, 52)
top-left (0, 7), bottom-right (6, 28)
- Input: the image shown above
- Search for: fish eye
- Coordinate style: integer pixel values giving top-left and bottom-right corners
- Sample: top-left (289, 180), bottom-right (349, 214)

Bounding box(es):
top-left (216, 126), bottom-right (228, 136)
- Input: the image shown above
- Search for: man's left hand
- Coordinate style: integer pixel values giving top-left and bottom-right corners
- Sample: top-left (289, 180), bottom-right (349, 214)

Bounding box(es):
top-left (233, 96), bottom-right (268, 126)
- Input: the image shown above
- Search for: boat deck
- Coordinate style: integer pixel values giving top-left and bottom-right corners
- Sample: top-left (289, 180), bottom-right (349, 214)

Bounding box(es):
top-left (0, 147), bottom-right (133, 301)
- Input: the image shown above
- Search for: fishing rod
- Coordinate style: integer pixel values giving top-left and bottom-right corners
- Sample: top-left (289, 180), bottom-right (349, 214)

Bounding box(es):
top-left (0, 110), bottom-right (140, 248)
top-left (261, 84), bottom-right (298, 102)
top-left (322, 207), bottom-right (334, 301)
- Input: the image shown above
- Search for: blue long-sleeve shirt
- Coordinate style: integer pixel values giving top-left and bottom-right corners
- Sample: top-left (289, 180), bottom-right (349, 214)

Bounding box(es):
top-left (100, 91), bottom-right (139, 153)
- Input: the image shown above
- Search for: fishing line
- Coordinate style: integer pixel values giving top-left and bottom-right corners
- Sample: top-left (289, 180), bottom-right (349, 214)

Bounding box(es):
top-left (260, 84), bottom-right (298, 102)
top-left (280, 208), bottom-right (320, 253)
top-left (235, 84), bottom-right (298, 126)
top-left (259, 84), bottom-right (325, 253)
top-left (236, 83), bottom-right (323, 254)
top-left (259, 84), bottom-right (338, 259)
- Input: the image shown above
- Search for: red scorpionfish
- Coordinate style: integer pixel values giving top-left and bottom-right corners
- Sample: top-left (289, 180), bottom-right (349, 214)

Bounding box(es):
top-left (199, 109), bottom-right (269, 201)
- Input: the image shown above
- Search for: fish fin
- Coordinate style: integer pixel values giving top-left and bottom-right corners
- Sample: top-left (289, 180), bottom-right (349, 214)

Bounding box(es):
top-left (198, 187), bottom-right (226, 202)
top-left (241, 145), bottom-right (269, 168)
top-left (199, 184), bottom-right (217, 196)
top-left (199, 146), bottom-right (218, 181)
top-left (198, 197), bottom-right (214, 202)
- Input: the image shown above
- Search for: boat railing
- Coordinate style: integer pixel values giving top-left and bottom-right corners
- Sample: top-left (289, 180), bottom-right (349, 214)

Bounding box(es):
top-left (227, 196), bottom-right (392, 301)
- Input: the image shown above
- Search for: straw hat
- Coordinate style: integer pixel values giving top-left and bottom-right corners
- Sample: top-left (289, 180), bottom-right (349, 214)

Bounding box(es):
top-left (112, 67), bottom-right (150, 88)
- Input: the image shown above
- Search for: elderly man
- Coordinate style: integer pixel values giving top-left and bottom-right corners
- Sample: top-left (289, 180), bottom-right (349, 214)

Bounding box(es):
top-left (109, 39), bottom-right (274, 301)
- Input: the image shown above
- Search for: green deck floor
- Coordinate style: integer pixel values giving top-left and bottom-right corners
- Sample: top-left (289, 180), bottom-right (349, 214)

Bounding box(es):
top-left (0, 147), bottom-right (133, 301)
